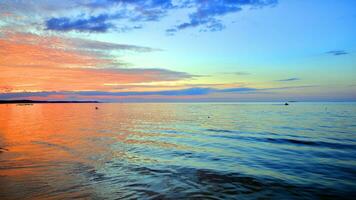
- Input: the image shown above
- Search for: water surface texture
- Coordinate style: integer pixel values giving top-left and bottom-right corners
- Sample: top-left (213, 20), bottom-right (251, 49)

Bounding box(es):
top-left (0, 103), bottom-right (355, 199)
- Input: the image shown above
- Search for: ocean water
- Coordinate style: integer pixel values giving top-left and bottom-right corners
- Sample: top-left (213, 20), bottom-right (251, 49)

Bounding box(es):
top-left (0, 103), bottom-right (355, 199)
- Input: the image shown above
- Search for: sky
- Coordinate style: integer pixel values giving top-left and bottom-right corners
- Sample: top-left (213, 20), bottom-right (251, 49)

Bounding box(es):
top-left (0, 0), bottom-right (355, 102)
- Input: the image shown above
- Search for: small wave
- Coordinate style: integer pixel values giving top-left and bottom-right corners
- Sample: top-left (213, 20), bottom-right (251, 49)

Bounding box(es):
top-left (32, 141), bottom-right (73, 152)
top-left (266, 138), bottom-right (316, 145)
top-left (277, 126), bottom-right (315, 131)
top-left (265, 138), bottom-right (356, 150)
top-left (31, 141), bottom-right (83, 157)
top-left (107, 166), bottom-right (354, 199)
top-left (206, 129), bottom-right (236, 133)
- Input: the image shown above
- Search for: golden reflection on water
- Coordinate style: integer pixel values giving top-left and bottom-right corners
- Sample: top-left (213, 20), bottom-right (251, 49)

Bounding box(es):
top-left (1, 103), bottom-right (356, 199)
top-left (1, 103), bottom-right (185, 154)
top-left (0, 103), bottom-right (187, 199)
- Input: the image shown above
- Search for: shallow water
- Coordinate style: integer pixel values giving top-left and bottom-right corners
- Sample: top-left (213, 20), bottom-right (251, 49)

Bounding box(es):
top-left (0, 103), bottom-right (355, 199)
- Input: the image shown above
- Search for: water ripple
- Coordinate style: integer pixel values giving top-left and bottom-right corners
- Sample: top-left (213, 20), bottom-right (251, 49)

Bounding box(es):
top-left (1, 103), bottom-right (355, 199)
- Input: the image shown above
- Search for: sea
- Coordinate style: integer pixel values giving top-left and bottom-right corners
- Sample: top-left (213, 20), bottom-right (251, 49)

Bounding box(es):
top-left (0, 102), bottom-right (355, 199)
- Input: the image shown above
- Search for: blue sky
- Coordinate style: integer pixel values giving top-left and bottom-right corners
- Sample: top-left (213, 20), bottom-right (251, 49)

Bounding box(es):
top-left (0, 0), bottom-right (355, 101)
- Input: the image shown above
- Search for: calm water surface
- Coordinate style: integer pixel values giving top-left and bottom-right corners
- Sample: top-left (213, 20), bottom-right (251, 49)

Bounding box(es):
top-left (0, 103), bottom-right (355, 199)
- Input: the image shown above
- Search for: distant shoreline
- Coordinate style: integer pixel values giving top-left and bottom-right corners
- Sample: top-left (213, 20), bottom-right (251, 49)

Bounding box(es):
top-left (0, 100), bottom-right (355, 104)
top-left (0, 100), bottom-right (99, 104)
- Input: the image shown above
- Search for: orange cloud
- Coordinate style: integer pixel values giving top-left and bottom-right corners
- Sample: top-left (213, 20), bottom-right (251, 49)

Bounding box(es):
top-left (0, 31), bottom-right (193, 92)
top-left (0, 66), bottom-right (194, 92)
top-left (0, 32), bottom-right (110, 68)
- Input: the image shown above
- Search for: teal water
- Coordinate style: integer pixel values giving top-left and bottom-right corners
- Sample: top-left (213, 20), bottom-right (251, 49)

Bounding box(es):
top-left (0, 103), bottom-right (355, 199)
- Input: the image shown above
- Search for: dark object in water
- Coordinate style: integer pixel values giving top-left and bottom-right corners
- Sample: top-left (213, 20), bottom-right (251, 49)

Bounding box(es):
top-left (285, 103), bottom-right (289, 106)
top-left (208, 116), bottom-right (210, 118)
top-left (16, 103), bottom-right (33, 106)
top-left (95, 107), bottom-right (99, 110)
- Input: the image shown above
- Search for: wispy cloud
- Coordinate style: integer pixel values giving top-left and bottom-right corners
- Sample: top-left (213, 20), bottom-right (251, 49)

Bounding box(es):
top-left (234, 72), bottom-right (250, 76)
top-left (0, 85), bottom-right (322, 101)
top-left (0, 86), bottom-right (257, 100)
top-left (44, 0), bottom-right (175, 33)
top-left (75, 87), bottom-right (257, 96)
top-left (276, 78), bottom-right (300, 82)
top-left (46, 14), bottom-right (114, 33)
top-left (67, 37), bottom-right (159, 52)
top-left (0, 0), bottom-right (277, 33)
top-left (223, 72), bottom-right (250, 76)
top-left (0, 31), bottom-right (159, 68)
top-left (169, 0), bottom-right (277, 33)
top-left (0, 66), bottom-right (196, 92)
top-left (326, 50), bottom-right (349, 56)
top-left (264, 85), bottom-right (316, 90)
top-left (0, 31), bottom-right (194, 92)
top-left (46, 14), bottom-right (143, 33)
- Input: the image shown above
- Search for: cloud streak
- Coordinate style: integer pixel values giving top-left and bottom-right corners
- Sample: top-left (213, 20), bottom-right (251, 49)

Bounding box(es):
top-left (0, 66), bottom-right (195, 92)
top-left (0, 86), bottom-right (257, 100)
top-left (0, 85), bottom-right (324, 101)
top-left (46, 14), bottom-right (114, 33)
top-left (0, 85), bottom-right (319, 100)
top-left (0, 31), bottom-right (194, 92)
top-left (171, 0), bottom-right (277, 33)
top-left (35, 0), bottom-right (278, 33)
top-left (276, 78), bottom-right (300, 82)
top-left (0, 31), bottom-right (158, 68)
top-left (326, 50), bottom-right (349, 56)
top-left (223, 72), bottom-right (251, 76)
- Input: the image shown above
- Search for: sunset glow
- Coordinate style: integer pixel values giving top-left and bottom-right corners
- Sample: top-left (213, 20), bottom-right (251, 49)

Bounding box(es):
top-left (0, 0), bottom-right (355, 101)
top-left (1, 1), bottom-right (356, 199)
